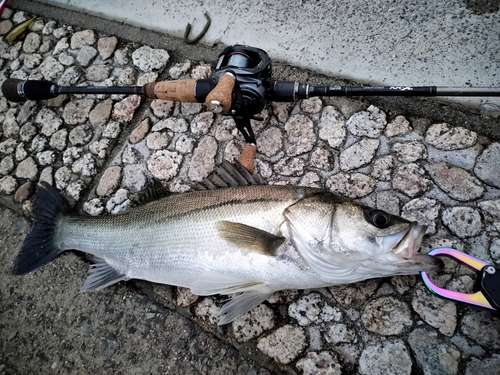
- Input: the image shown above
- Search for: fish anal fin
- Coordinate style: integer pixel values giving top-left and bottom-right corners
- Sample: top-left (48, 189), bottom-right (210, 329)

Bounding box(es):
top-left (217, 221), bottom-right (284, 255)
top-left (80, 257), bottom-right (127, 292)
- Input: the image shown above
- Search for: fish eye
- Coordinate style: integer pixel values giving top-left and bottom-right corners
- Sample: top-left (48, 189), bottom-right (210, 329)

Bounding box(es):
top-left (366, 209), bottom-right (392, 229)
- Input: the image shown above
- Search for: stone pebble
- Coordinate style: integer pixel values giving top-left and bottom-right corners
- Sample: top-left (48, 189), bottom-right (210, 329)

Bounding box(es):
top-left (442, 206), bottom-right (483, 238)
top-left (412, 288), bottom-right (457, 336)
top-left (285, 114), bottom-right (316, 156)
top-left (175, 287), bottom-right (198, 307)
top-left (188, 136), bottom-right (217, 182)
top-left (106, 188), bottom-right (130, 214)
top-left (273, 157), bottom-right (305, 177)
top-left (361, 296), bottom-right (412, 335)
top-left (359, 340), bottom-right (412, 375)
top-left (0, 18), bottom-right (157, 202)
top-left (392, 141), bottom-right (427, 163)
top-left (474, 142), bottom-right (500, 189)
top-left (318, 105), bottom-right (346, 148)
top-left (340, 138), bottom-right (379, 171)
top-left (329, 279), bottom-right (381, 308)
top-left (324, 323), bottom-right (357, 345)
top-left (121, 164), bottom-right (147, 193)
top-left (89, 99), bottom-right (112, 127)
top-left (385, 115), bottom-right (412, 137)
top-left (465, 354), bottom-right (500, 375)
top-left (326, 172), bottom-right (375, 198)
top-left (257, 325), bottom-right (306, 364)
top-left (288, 293), bottom-right (342, 326)
top-left (425, 122), bottom-right (477, 150)
top-left (256, 127), bottom-right (283, 157)
top-left (296, 352), bottom-right (342, 375)
top-left (392, 163), bottom-right (430, 197)
top-left (147, 150), bottom-right (182, 181)
top-left (96, 166), bottom-right (122, 197)
top-left (409, 328), bottom-right (460, 375)
top-left (461, 310), bottom-right (500, 350)
top-left (346, 105), bottom-right (387, 138)
top-left (401, 197), bottom-right (440, 234)
top-left (426, 162), bottom-right (484, 201)
top-left (131, 45), bottom-right (170, 72)
top-left (232, 304), bottom-right (275, 343)
top-left (194, 298), bottom-right (221, 326)
top-left (478, 199), bottom-right (500, 232)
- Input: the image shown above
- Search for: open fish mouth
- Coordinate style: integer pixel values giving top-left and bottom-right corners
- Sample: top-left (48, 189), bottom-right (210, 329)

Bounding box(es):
top-left (380, 224), bottom-right (444, 272)
top-left (393, 224), bottom-right (426, 258)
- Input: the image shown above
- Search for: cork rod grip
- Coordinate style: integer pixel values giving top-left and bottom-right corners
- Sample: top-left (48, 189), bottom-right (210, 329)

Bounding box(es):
top-left (144, 80), bottom-right (197, 102)
top-left (205, 73), bottom-right (235, 114)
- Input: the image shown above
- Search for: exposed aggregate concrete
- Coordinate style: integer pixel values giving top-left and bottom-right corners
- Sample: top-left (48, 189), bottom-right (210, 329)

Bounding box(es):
top-left (1, 6), bottom-right (500, 375)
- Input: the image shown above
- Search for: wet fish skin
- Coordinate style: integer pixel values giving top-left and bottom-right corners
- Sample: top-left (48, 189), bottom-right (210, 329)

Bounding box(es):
top-left (15, 177), bottom-right (442, 324)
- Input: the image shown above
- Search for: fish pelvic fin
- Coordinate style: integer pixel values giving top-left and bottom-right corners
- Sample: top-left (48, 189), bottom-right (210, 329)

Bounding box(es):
top-left (218, 290), bottom-right (272, 325)
top-left (80, 257), bottom-right (127, 292)
top-left (14, 182), bottom-right (69, 275)
top-left (190, 272), bottom-right (273, 325)
top-left (217, 221), bottom-right (285, 255)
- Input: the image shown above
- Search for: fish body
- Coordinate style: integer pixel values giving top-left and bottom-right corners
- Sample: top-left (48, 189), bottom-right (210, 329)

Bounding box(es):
top-left (16, 164), bottom-right (442, 324)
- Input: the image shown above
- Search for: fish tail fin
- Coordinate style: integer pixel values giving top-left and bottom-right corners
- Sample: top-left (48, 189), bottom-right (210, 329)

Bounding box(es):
top-left (14, 182), bottom-right (69, 275)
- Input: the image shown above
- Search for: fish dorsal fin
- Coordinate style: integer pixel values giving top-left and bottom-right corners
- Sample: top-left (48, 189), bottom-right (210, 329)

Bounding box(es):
top-left (194, 160), bottom-right (266, 190)
top-left (217, 220), bottom-right (285, 255)
top-left (136, 181), bottom-right (170, 205)
top-left (80, 257), bottom-right (127, 292)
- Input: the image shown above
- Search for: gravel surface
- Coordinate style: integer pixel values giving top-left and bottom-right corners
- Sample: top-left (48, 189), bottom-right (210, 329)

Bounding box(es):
top-left (1, 6), bottom-right (500, 375)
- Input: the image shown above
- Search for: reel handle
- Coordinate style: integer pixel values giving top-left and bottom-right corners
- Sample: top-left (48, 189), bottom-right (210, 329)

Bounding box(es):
top-left (204, 72), bottom-right (235, 114)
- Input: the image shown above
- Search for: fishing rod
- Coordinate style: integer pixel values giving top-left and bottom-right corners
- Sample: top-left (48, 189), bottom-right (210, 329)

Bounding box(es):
top-left (3, 45), bottom-right (500, 171)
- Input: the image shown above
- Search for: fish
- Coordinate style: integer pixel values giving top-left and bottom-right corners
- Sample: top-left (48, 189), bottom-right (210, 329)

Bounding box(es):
top-left (14, 161), bottom-right (443, 325)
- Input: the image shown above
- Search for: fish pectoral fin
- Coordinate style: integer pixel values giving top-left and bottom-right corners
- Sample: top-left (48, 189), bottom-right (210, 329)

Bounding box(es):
top-left (79, 257), bottom-right (127, 293)
top-left (218, 290), bottom-right (272, 325)
top-left (216, 221), bottom-right (285, 255)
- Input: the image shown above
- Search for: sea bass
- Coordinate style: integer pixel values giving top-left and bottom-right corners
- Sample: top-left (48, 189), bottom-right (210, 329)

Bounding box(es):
top-left (15, 162), bottom-right (442, 324)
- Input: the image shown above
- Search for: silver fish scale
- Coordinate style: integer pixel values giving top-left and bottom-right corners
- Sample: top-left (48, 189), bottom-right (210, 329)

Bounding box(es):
top-left (56, 185), bottom-right (326, 291)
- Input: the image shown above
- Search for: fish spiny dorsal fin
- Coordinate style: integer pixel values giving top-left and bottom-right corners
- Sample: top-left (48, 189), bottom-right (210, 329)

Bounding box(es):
top-left (216, 220), bottom-right (285, 255)
top-left (194, 160), bottom-right (266, 191)
top-left (135, 181), bottom-right (170, 205)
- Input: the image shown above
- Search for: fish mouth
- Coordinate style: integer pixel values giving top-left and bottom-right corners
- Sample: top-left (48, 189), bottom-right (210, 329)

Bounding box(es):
top-left (381, 224), bottom-right (443, 273)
